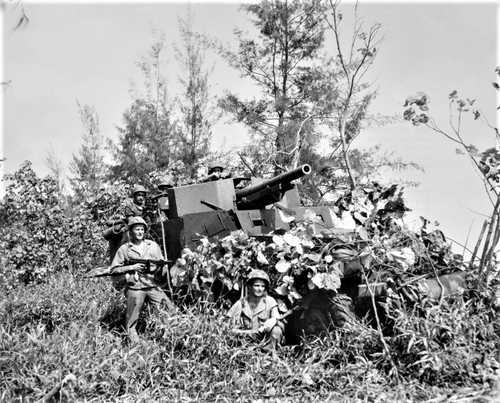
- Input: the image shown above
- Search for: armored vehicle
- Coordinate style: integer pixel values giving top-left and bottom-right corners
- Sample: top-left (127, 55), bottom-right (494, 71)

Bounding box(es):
top-left (149, 164), bottom-right (346, 262)
top-left (100, 165), bottom-right (466, 337)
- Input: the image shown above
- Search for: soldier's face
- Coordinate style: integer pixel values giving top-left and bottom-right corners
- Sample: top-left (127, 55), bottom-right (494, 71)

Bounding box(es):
top-left (250, 280), bottom-right (266, 297)
top-left (134, 192), bottom-right (146, 205)
top-left (131, 225), bottom-right (145, 241)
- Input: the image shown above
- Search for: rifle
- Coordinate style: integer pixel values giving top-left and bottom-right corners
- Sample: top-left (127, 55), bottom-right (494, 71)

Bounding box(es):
top-left (85, 258), bottom-right (172, 278)
top-left (126, 258), bottom-right (171, 271)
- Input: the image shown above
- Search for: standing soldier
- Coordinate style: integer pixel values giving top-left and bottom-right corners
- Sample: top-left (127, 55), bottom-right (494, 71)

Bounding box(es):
top-left (111, 216), bottom-right (176, 343)
top-left (227, 269), bottom-right (284, 350)
top-left (105, 184), bottom-right (149, 263)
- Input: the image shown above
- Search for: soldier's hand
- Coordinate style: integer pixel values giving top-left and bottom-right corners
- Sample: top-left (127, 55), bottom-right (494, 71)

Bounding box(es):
top-left (132, 263), bottom-right (146, 271)
top-left (260, 317), bottom-right (278, 333)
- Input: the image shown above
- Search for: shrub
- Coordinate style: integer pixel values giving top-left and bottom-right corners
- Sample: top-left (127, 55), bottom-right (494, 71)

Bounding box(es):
top-left (0, 161), bottom-right (129, 288)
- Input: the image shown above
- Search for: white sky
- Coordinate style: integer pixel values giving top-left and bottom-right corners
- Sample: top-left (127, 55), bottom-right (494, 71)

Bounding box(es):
top-left (1, 1), bottom-right (498, 250)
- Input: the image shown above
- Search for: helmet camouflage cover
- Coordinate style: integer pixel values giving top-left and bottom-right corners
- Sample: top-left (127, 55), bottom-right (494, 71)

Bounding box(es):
top-left (208, 161), bottom-right (224, 173)
top-left (158, 180), bottom-right (174, 189)
top-left (132, 184), bottom-right (147, 195)
top-left (127, 216), bottom-right (148, 229)
top-left (247, 269), bottom-right (270, 285)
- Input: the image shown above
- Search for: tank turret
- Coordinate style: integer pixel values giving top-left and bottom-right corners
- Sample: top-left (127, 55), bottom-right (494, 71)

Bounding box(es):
top-left (150, 164), bottom-right (313, 262)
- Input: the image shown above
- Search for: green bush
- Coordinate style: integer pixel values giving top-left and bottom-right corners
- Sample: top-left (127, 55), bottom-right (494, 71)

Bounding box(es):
top-left (384, 289), bottom-right (500, 386)
top-left (0, 161), bottom-right (125, 288)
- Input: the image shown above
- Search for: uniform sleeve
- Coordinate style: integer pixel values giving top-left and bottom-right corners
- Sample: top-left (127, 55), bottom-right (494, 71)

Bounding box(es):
top-left (120, 200), bottom-right (135, 219)
top-left (111, 245), bottom-right (127, 268)
top-left (226, 301), bottom-right (242, 326)
top-left (149, 241), bottom-right (164, 260)
top-left (266, 296), bottom-right (279, 319)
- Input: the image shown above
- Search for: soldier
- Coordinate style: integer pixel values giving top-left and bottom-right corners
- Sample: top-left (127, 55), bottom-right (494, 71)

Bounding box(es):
top-left (157, 180), bottom-right (173, 220)
top-left (203, 162), bottom-right (230, 182)
top-left (111, 216), bottom-right (176, 343)
top-left (122, 184), bottom-right (148, 220)
top-left (158, 179), bottom-right (174, 193)
top-left (105, 184), bottom-right (149, 263)
top-left (227, 269), bottom-right (284, 350)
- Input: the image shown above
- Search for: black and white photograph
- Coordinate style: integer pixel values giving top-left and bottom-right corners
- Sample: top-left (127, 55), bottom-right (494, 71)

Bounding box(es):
top-left (1, 0), bottom-right (499, 400)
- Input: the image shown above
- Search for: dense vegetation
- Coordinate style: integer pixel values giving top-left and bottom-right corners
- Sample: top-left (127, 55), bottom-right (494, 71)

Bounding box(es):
top-left (1, 160), bottom-right (499, 401)
top-left (1, 270), bottom-right (499, 401)
top-left (2, 1), bottom-right (499, 401)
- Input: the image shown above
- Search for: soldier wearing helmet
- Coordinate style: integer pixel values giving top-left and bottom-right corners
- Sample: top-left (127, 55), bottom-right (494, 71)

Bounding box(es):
top-left (111, 216), bottom-right (176, 343)
top-left (122, 184), bottom-right (148, 219)
top-left (153, 180), bottom-right (174, 222)
top-left (158, 180), bottom-right (174, 192)
top-left (202, 161), bottom-right (231, 182)
top-left (106, 184), bottom-right (150, 263)
top-left (226, 269), bottom-right (284, 350)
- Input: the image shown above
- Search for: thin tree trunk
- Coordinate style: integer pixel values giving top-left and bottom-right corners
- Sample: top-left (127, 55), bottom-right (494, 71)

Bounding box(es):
top-left (469, 219), bottom-right (488, 269)
top-left (291, 115), bottom-right (313, 169)
top-left (339, 118), bottom-right (356, 189)
top-left (479, 197), bottom-right (500, 274)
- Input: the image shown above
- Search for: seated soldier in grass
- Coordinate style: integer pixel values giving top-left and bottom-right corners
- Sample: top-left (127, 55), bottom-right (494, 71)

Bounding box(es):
top-left (227, 269), bottom-right (284, 350)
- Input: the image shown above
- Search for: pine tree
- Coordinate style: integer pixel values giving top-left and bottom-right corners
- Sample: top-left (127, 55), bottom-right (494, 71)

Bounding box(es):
top-left (69, 103), bottom-right (106, 196)
top-left (217, 0), bottom-right (328, 174)
top-left (110, 36), bottom-right (180, 184)
top-left (174, 12), bottom-right (217, 178)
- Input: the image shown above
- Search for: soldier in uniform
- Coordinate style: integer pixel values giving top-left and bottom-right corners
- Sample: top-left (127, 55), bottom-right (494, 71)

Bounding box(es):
top-left (111, 216), bottom-right (177, 343)
top-left (105, 184), bottom-right (149, 263)
top-left (122, 184), bottom-right (148, 220)
top-left (227, 269), bottom-right (284, 350)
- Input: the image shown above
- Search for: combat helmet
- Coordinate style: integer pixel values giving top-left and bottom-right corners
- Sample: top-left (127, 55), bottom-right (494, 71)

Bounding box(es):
top-left (132, 184), bottom-right (147, 195)
top-left (128, 216), bottom-right (148, 229)
top-left (247, 269), bottom-right (270, 286)
top-left (208, 161), bottom-right (224, 174)
top-left (158, 179), bottom-right (174, 190)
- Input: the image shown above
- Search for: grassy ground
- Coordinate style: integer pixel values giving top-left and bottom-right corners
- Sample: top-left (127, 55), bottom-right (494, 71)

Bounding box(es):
top-left (1, 272), bottom-right (499, 402)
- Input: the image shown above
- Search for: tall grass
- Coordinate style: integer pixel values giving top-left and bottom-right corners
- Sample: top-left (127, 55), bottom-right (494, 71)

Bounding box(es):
top-left (1, 272), bottom-right (498, 401)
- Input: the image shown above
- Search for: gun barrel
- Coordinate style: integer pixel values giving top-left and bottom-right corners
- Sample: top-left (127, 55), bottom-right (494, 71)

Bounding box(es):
top-left (235, 164), bottom-right (311, 199)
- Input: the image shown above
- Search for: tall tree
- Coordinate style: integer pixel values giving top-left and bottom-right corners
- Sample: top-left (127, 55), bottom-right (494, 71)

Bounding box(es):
top-left (217, 0), bottom-right (328, 174)
top-left (69, 102), bottom-right (106, 196)
top-left (174, 13), bottom-right (217, 178)
top-left (110, 36), bottom-right (180, 184)
top-left (321, 0), bottom-right (382, 188)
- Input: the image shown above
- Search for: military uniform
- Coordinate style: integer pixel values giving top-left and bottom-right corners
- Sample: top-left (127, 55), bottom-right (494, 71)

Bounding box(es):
top-left (112, 217), bottom-right (176, 342)
top-left (226, 270), bottom-right (284, 348)
top-left (227, 295), bottom-right (281, 331)
top-left (108, 185), bottom-right (148, 262)
top-left (121, 198), bottom-right (145, 219)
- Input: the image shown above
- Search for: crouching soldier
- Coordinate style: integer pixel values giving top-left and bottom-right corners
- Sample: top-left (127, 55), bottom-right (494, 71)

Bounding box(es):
top-left (111, 216), bottom-right (176, 343)
top-left (227, 269), bottom-right (284, 350)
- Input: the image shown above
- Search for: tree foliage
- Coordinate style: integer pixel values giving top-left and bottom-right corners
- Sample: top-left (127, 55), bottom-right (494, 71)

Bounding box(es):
top-left (320, 0), bottom-right (382, 188)
top-left (110, 37), bottom-right (181, 184)
top-left (70, 103), bottom-right (107, 197)
top-left (0, 161), bottom-right (118, 287)
top-left (403, 68), bottom-right (500, 276)
top-left (217, 0), bottom-right (328, 174)
top-left (174, 13), bottom-right (218, 178)
top-left (110, 99), bottom-right (179, 183)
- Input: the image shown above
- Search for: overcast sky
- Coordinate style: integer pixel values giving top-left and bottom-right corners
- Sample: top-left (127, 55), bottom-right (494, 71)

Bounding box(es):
top-left (1, 1), bottom-right (498, 249)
